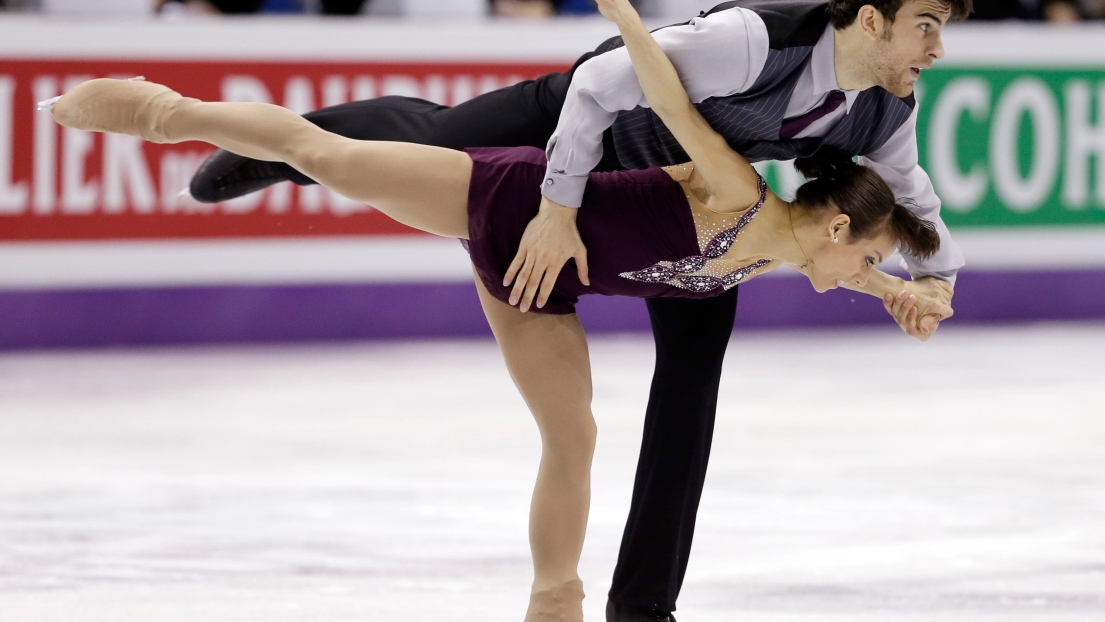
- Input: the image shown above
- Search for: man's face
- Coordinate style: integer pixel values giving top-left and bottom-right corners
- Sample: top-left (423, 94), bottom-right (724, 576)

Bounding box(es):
top-left (869, 0), bottom-right (951, 97)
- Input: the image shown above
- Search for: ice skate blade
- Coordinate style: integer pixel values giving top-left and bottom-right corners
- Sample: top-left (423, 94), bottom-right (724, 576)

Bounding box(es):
top-left (36, 95), bottom-right (61, 111)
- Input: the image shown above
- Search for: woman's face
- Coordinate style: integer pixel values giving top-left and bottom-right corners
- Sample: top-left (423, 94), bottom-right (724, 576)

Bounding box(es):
top-left (803, 217), bottom-right (899, 293)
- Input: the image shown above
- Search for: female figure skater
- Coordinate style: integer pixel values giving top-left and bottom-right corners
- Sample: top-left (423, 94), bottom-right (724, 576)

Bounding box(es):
top-left (42, 0), bottom-right (938, 619)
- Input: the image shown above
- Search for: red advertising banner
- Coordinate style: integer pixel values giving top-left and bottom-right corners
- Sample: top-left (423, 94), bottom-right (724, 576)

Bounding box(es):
top-left (0, 59), bottom-right (564, 241)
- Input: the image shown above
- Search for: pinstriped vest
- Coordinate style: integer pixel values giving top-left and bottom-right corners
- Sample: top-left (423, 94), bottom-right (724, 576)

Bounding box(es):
top-left (605, 0), bottom-right (916, 169)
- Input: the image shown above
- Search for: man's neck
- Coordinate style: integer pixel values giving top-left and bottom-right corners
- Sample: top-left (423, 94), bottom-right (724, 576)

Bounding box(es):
top-left (833, 26), bottom-right (876, 92)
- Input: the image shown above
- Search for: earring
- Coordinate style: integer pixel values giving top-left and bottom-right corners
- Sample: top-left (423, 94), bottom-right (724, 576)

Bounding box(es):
top-left (832, 237), bottom-right (839, 243)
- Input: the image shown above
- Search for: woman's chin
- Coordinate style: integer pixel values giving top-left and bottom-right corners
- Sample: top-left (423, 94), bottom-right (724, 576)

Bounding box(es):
top-left (814, 279), bottom-right (847, 293)
top-left (809, 274), bottom-right (844, 293)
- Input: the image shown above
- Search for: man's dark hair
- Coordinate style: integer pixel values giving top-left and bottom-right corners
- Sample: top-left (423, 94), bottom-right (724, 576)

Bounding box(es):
top-left (826, 0), bottom-right (974, 29)
top-left (793, 150), bottom-right (940, 260)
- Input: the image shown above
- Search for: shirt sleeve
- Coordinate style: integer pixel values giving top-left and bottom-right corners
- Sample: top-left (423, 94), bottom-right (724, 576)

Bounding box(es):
top-left (859, 106), bottom-right (966, 286)
top-left (541, 7), bottom-right (771, 208)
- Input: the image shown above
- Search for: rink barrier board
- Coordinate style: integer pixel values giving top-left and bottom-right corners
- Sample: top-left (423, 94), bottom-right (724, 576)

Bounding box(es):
top-left (1, 22), bottom-right (1104, 249)
top-left (0, 59), bottom-right (562, 241)
top-left (1, 19), bottom-right (1104, 346)
top-left (1, 267), bottom-right (1102, 349)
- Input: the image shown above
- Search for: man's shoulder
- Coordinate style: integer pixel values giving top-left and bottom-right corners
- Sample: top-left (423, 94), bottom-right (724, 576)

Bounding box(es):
top-left (707, 0), bottom-right (829, 49)
top-left (865, 88), bottom-right (918, 113)
top-left (852, 89), bottom-right (919, 155)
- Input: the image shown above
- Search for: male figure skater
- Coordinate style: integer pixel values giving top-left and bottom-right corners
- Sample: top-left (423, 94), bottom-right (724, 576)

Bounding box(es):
top-left (189, 1), bottom-right (972, 619)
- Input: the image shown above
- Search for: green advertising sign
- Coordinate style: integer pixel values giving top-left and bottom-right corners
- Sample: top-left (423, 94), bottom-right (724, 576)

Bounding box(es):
top-left (756, 67), bottom-right (1105, 229)
top-left (918, 68), bottom-right (1105, 228)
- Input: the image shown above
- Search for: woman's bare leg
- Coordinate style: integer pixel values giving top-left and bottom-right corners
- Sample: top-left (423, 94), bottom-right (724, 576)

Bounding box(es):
top-left (49, 78), bottom-right (470, 238)
top-left (50, 78), bottom-right (594, 619)
top-left (474, 274), bottom-right (595, 622)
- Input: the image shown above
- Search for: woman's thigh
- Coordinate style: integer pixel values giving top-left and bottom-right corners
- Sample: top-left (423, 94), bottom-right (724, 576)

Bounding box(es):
top-left (298, 136), bottom-right (473, 239)
top-left (472, 272), bottom-right (593, 434)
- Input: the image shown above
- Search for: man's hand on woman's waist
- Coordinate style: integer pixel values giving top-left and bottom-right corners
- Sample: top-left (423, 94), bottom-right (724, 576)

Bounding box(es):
top-left (504, 196), bottom-right (591, 313)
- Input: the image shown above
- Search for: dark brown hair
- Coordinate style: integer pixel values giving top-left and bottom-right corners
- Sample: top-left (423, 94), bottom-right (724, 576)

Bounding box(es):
top-left (827, 0), bottom-right (973, 29)
top-left (793, 150), bottom-right (940, 260)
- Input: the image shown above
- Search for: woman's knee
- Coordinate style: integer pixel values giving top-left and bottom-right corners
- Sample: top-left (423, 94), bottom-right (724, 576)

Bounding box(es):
top-left (284, 126), bottom-right (351, 178)
top-left (285, 140), bottom-right (327, 179)
top-left (536, 410), bottom-right (598, 458)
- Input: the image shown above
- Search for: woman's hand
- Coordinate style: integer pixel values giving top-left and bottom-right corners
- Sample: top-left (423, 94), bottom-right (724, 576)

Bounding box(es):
top-left (882, 277), bottom-right (954, 342)
top-left (595, 0), bottom-right (637, 24)
top-left (842, 270), bottom-right (953, 342)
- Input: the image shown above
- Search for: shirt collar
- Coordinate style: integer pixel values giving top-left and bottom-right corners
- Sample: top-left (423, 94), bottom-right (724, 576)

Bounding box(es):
top-left (811, 24), bottom-right (860, 113)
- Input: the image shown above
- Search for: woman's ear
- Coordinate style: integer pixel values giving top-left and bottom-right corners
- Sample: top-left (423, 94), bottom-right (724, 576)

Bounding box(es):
top-left (828, 214), bottom-right (851, 243)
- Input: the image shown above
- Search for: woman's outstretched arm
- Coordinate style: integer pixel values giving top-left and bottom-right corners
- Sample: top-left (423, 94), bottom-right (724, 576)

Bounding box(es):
top-left (843, 268), bottom-right (954, 341)
top-left (596, 0), bottom-right (762, 211)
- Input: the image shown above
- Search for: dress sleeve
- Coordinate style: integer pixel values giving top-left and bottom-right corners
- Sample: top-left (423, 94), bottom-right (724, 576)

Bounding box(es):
top-left (541, 7), bottom-right (771, 207)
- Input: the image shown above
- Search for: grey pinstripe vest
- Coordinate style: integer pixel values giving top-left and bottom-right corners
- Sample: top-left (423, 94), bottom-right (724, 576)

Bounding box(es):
top-left (606, 0), bottom-right (916, 169)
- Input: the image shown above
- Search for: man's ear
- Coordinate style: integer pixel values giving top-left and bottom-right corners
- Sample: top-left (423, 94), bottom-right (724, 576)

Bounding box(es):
top-left (856, 4), bottom-right (887, 40)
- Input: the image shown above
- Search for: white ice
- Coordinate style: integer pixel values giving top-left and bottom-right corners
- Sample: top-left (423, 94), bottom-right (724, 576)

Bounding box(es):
top-left (1, 324), bottom-right (1103, 622)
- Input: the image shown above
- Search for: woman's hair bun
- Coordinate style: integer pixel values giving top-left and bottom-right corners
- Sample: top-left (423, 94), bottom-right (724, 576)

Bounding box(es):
top-left (793, 147), bottom-right (857, 180)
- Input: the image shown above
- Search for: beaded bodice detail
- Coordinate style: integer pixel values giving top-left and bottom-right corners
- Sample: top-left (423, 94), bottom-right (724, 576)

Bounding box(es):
top-left (619, 169), bottom-right (772, 293)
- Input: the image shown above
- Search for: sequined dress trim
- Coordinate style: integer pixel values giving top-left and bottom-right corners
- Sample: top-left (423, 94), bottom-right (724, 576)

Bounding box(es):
top-left (619, 174), bottom-right (772, 293)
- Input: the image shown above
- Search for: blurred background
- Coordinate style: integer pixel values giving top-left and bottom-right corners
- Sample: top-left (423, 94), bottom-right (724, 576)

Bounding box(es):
top-left (0, 0), bottom-right (1103, 346)
top-left (2, 5), bottom-right (1105, 622)
top-left (3, 0), bottom-right (1105, 20)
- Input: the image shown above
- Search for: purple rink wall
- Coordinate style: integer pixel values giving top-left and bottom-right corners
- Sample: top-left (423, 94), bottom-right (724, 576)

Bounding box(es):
top-left (0, 266), bottom-right (1102, 349)
top-left (2, 19), bottom-right (1104, 349)
top-left (1, 246), bottom-right (1102, 348)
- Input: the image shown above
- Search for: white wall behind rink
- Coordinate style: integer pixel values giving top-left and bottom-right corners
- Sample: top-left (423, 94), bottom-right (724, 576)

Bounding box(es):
top-left (2, 14), bottom-right (1105, 65)
top-left (0, 237), bottom-right (472, 289)
top-left (3, 228), bottom-right (1104, 290)
top-left (2, 16), bottom-right (1105, 291)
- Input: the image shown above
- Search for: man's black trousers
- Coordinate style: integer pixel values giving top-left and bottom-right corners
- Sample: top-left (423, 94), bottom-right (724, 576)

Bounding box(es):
top-left (274, 67), bottom-right (738, 614)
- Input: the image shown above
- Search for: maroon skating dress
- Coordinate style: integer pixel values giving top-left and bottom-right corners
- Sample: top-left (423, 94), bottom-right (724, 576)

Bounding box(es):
top-left (464, 146), bottom-right (770, 315)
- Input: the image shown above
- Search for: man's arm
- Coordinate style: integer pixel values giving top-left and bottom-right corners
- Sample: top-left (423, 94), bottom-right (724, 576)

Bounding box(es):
top-left (503, 7), bottom-right (770, 312)
top-left (860, 108), bottom-right (965, 280)
top-left (858, 106), bottom-right (966, 336)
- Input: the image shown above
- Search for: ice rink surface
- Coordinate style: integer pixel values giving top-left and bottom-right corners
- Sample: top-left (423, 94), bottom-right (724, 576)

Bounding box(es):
top-left (1, 323), bottom-right (1103, 622)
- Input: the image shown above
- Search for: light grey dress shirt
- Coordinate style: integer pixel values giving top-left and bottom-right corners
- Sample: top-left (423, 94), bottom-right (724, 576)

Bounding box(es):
top-left (541, 7), bottom-right (964, 282)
